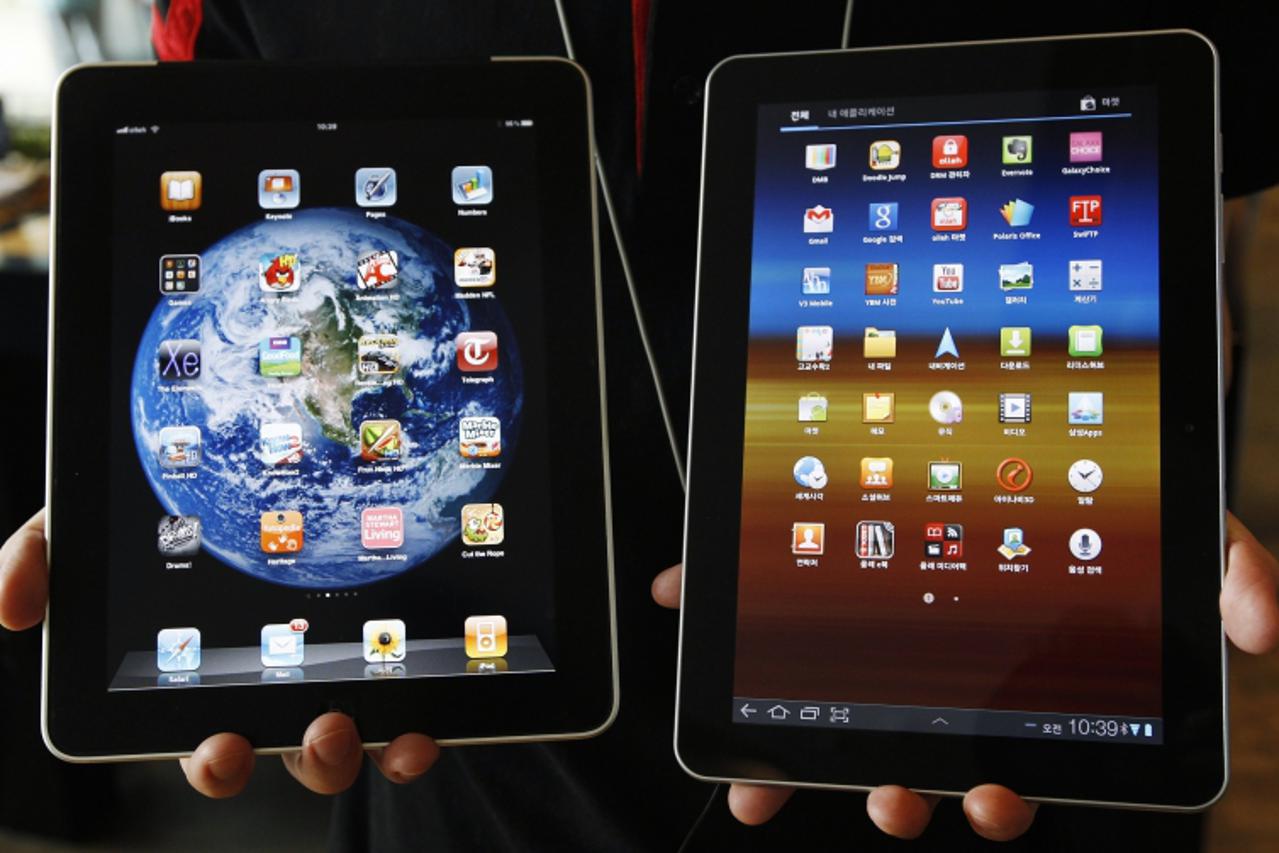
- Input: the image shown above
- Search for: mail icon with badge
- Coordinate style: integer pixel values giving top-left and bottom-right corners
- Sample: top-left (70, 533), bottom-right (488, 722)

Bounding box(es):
top-left (803, 205), bottom-right (834, 233)
top-left (260, 622), bottom-right (305, 667)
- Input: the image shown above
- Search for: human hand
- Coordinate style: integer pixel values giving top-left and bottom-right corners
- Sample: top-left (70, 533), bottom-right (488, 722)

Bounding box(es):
top-left (0, 508), bottom-right (440, 798)
top-left (652, 512), bottom-right (1279, 840)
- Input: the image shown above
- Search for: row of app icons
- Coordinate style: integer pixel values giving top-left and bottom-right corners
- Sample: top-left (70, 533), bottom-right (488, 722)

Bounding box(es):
top-left (791, 520), bottom-right (1102, 562)
top-left (803, 195), bottom-right (1101, 233)
top-left (159, 165), bottom-right (494, 211)
top-left (154, 614), bottom-right (511, 673)
top-left (800, 324), bottom-right (1103, 360)
top-left (160, 246), bottom-right (496, 296)
top-left (804, 132), bottom-right (1103, 172)
top-left (793, 389), bottom-right (1102, 426)
top-left (157, 503), bottom-right (505, 558)
top-left (793, 456), bottom-right (1103, 494)
top-left (801, 259), bottom-right (1102, 296)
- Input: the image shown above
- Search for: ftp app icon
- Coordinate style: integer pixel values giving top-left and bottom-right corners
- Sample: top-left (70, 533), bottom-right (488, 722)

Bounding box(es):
top-left (1070, 195), bottom-right (1103, 227)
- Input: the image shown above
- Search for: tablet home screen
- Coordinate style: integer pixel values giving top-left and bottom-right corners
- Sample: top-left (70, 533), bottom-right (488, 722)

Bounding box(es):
top-left (733, 88), bottom-right (1164, 743)
top-left (105, 117), bottom-right (557, 691)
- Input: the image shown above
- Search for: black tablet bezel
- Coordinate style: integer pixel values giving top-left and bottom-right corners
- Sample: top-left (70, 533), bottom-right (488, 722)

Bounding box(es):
top-left (676, 31), bottom-right (1225, 809)
top-left (43, 59), bottom-right (617, 760)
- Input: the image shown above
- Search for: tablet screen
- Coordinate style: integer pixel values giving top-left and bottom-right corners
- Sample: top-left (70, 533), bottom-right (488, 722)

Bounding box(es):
top-left (105, 117), bottom-right (558, 690)
top-left (733, 87), bottom-right (1165, 743)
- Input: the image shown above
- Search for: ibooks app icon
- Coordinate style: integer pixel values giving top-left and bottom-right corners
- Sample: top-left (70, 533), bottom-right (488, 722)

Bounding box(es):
top-left (464, 615), bottom-right (508, 659)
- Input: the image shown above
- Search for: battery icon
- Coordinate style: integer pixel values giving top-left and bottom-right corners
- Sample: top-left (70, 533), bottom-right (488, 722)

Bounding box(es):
top-left (519, 119), bottom-right (534, 127)
top-left (1144, 723), bottom-right (1153, 737)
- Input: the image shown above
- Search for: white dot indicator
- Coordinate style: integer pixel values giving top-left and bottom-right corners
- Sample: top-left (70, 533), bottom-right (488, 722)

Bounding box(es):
top-left (923, 592), bottom-right (935, 604)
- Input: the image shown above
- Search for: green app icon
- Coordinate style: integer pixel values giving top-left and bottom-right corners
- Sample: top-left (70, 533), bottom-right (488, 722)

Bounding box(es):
top-left (1068, 325), bottom-right (1104, 357)
top-left (1000, 326), bottom-right (1032, 357)
top-left (1002, 135), bottom-right (1033, 165)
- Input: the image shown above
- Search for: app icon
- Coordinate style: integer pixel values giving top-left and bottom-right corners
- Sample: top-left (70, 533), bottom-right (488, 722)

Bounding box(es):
top-left (359, 419), bottom-right (404, 462)
top-left (932, 135), bottom-right (968, 168)
top-left (1069, 528), bottom-right (1102, 561)
top-left (928, 390), bottom-right (963, 424)
top-left (999, 262), bottom-right (1034, 291)
top-left (862, 392), bottom-right (895, 424)
top-left (803, 205), bottom-right (834, 233)
top-left (461, 503), bottom-right (505, 546)
top-left (358, 334), bottom-right (401, 376)
top-left (935, 327), bottom-right (960, 359)
top-left (454, 248), bottom-right (496, 287)
top-left (796, 326), bottom-right (833, 362)
top-left (997, 527), bottom-right (1031, 559)
top-left (1081, 95), bottom-right (1097, 111)
top-left (791, 522), bottom-right (825, 555)
top-left (995, 457), bottom-right (1034, 492)
top-left (801, 266), bottom-right (830, 295)
top-left (357, 249), bottom-right (400, 290)
top-left (868, 202), bottom-right (898, 231)
top-left (924, 522), bottom-right (964, 558)
top-left (452, 165), bottom-right (493, 204)
top-left (931, 197), bottom-right (967, 231)
top-left (464, 615), bottom-right (508, 659)
top-left (855, 520), bottom-right (895, 559)
top-left (158, 515), bottom-right (201, 556)
top-left (999, 199), bottom-right (1035, 227)
top-left (456, 331), bottom-right (499, 371)
top-left (259, 252), bottom-right (301, 293)
top-left (259, 336), bottom-right (302, 377)
top-left (159, 255), bottom-right (200, 294)
top-left (260, 622), bottom-right (305, 667)
top-left (355, 167), bottom-right (397, 207)
top-left (1069, 259), bottom-right (1102, 291)
top-left (999, 392), bottom-right (1032, 423)
top-left (868, 140), bottom-right (901, 170)
top-left (806, 144), bottom-right (836, 170)
top-left (260, 422), bottom-right (303, 466)
top-left (863, 327), bottom-right (896, 359)
top-left (1000, 326), bottom-right (1032, 357)
top-left (864, 262), bottom-right (899, 295)
top-left (1069, 132), bottom-right (1103, 163)
top-left (158, 339), bottom-right (201, 380)
top-left (793, 456), bottom-right (829, 490)
top-left (933, 263), bottom-right (963, 293)
top-left (158, 425), bottom-right (202, 469)
top-left (797, 393), bottom-right (828, 422)
top-left (1067, 392), bottom-right (1104, 424)
top-left (363, 619), bottom-right (407, 663)
top-left (361, 507), bottom-right (404, 549)
top-left (160, 171), bottom-right (201, 211)
top-left (1070, 195), bottom-right (1102, 226)
top-left (260, 510), bottom-right (303, 553)
top-left (459, 415), bottom-right (502, 458)
top-left (258, 169), bottom-right (301, 209)
top-left (1002, 136), bottom-right (1033, 164)
top-left (156, 628), bottom-right (201, 672)
top-left (928, 461), bottom-right (962, 491)
top-left (860, 457), bottom-right (893, 489)
top-left (1069, 325), bottom-right (1104, 357)
top-left (1068, 459), bottom-right (1104, 493)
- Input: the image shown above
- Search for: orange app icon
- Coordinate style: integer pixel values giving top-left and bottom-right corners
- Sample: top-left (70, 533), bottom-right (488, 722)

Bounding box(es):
top-left (160, 171), bottom-right (202, 211)
top-left (260, 510), bottom-right (303, 553)
top-left (864, 262), bottom-right (899, 295)
top-left (860, 457), bottom-right (894, 489)
top-left (464, 615), bottom-right (508, 659)
top-left (791, 522), bottom-right (825, 555)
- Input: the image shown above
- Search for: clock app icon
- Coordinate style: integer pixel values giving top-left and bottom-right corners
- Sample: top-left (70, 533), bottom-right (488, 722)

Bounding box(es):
top-left (1067, 459), bottom-right (1103, 493)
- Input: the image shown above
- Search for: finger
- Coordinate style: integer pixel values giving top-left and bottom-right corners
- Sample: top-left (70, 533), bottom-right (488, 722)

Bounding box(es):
top-left (0, 509), bottom-right (49, 631)
top-left (727, 783), bottom-right (794, 825)
top-left (178, 732), bottom-right (256, 798)
top-left (866, 785), bottom-right (939, 840)
top-left (280, 712), bottom-right (364, 795)
top-left (368, 732), bottom-right (440, 784)
top-left (962, 784), bottom-right (1038, 842)
top-left (651, 563), bottom-right (682, 609)
top-left (1221, 513), bottom-right (1279, 654)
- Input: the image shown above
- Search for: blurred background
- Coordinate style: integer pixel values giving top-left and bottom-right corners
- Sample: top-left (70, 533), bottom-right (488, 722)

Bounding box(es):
top-left (1, 1), bottom-right (1277, 850)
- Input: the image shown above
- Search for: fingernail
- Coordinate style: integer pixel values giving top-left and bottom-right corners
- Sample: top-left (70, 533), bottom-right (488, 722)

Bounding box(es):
top-left (207, 750), bottom-right (249, 782)
top-left (309, 728), bottom-right (354, 767)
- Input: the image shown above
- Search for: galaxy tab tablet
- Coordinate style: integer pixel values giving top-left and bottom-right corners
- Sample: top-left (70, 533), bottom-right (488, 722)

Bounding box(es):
top-left (44, 59), bottom-right (616, 760)
top-left (676, 31), bottom-right (1226, 809)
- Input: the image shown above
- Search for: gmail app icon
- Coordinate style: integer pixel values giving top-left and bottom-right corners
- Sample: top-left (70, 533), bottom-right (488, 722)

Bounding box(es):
top-left (260, 622), bottom-right (305, 667)
top-left (804, 205), bottom-right (834, 233)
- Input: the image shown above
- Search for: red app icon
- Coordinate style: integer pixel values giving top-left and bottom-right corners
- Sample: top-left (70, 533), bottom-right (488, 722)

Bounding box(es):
top-left (456, 331), bottom-right (498, 372)
top-left (931, 197), bottom-right (967, 231)
top-left (931, 135), bottom-right (968, 169)
top-left (1069, 195), bottom-right (1102, 227)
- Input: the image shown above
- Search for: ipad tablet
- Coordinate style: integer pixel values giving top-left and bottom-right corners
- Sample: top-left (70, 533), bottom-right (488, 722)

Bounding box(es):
top-left (676, 31), bottom-right (1226, 809)
top-left (43, 59), bottom-right (616, 760)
